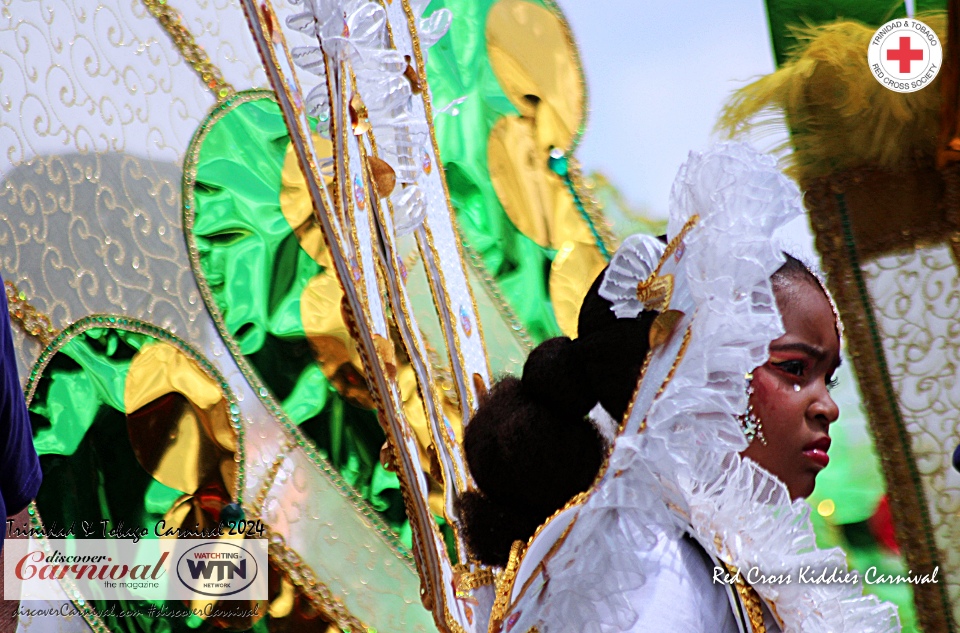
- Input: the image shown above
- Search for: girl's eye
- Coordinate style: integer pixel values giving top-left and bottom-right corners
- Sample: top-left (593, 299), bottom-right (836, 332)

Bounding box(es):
top-left (773, 360), bottom-right (804, 377)
top-left (826, 376), bottom-right (839, 391)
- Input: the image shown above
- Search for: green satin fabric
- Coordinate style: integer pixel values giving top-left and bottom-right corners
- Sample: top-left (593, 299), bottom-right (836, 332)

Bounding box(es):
top-left (426, 0), bottom-right (563, 342)
top-left (763, 0), bottom-right (945, 67)
top-left (189, 97), bottom-right (412, 543)
top-left (29, 328), bottom-right (218, 633)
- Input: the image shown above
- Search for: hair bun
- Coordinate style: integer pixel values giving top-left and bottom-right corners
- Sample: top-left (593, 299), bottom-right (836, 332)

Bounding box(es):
top-left (456, 490), bottom-right (542, 567)
top-left (463, 377), bottom-right (604, 520)
top-left (520, 337), bottom-right (597, 417)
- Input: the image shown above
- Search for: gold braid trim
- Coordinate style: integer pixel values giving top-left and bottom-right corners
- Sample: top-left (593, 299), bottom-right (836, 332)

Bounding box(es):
top-left (489, 540), bottom-right (526, 633)
top-left (655, 214), bottom-right (699, 275)
top-left (141, 0), bottom-right (235, 102)
top-left (722, 562), bottom-right (766, 633)
top-left (5, 281), bottom-right (57, 346)
top-left (452, 565), bottom-right (495, 593)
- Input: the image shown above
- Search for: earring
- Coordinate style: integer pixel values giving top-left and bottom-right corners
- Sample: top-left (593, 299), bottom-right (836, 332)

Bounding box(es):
top-left (740, 373), bottom-right (767, 446)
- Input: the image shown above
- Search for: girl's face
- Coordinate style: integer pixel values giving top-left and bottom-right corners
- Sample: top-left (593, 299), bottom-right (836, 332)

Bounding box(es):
top-left (741, 277), bottom-right (841, 499)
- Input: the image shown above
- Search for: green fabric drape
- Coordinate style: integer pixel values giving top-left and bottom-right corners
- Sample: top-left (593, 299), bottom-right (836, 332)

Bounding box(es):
top-left (189, 96), bottom-right (412, 543)
top-left (426, 0), bottom-right (564, 342)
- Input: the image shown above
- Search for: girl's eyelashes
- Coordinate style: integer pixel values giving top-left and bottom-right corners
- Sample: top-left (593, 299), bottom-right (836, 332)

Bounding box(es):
top-left (772, 359), bottom-right (804, 377)
top-left (826, 375), bottom-right (839, 391)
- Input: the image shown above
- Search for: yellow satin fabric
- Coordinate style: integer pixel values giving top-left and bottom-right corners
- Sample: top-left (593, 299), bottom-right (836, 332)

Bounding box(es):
top-left (124, 341), bottom-right (237, 496)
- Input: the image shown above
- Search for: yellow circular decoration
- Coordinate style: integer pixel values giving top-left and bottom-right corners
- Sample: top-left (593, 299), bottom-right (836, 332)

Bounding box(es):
top-left (817, 498), bottom-right (836, 518)
top-left (487, 116), bottom-right (561, 248)
top-left (549, 239), bottom-right (607, 338)
top-left (486, 0), bottom-right (584, 149)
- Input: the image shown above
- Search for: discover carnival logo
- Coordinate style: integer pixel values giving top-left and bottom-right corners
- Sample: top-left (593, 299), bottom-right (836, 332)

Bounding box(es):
top-left (176, 542), bottom-right (260, 597)
top-left (4, 538), bottom-right (267, 601)
top-left (868, 18), bottom-right (942, 93)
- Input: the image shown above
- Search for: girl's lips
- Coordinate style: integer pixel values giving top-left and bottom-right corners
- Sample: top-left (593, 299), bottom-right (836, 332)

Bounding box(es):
top-left (803, 448), bottom-right (830, 469)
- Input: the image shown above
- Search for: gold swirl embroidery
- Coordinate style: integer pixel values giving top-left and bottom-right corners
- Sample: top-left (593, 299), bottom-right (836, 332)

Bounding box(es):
top-left (805, 177), bottom-right (955, 631)
top-left (141, 0), bottom-right (235, 102)
top-left (5, 281), bottom-right (58, 346)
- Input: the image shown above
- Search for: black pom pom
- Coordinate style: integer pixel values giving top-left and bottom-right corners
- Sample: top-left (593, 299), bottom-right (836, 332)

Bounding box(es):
top-left (953, 444), bottom-right (960, 474)
top-left (463, 377), bottom-right (604, 535)
top-left (521, 337), bottom-right (597, 417)
top-left (456, 491), bottom-right (541, 567)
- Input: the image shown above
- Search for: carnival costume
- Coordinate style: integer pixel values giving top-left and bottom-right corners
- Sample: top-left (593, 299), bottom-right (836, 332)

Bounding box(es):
top-left (488, 143), bottom-right (902, 633)
top-left (1, 0), bottom-right (945, 629)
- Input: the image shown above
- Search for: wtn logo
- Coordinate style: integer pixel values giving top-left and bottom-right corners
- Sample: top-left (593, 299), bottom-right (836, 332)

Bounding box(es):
top-left (176, 543), bottom-right (260, 597)
top-left (185, 559), bottom-right (247, 581)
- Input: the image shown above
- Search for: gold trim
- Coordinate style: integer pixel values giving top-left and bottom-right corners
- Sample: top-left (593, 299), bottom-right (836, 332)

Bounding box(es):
top-left (361, 112), bottom-right (469, 557)
top-left (267, 529), bottom-right (370, 633)
top-left (141, 0), bottom-right (235, 102)
top-left (181, 89), bottom-right (415, 566)
top-left (489, 540), bottom-right (526, 633)
top-left (400, 0), bottom-right (493, 398)
top-left (505, 494), bottom-right (582, 611)
top-left (459, 239), bottom-right (536, 353)
top-left (417, 225), bottom-right (478, 418)
top-left (251, 439), bottom-right (291, 515)
top-left (656, 214), bottom-right (699, 275)
top-left (566, 157), bottom-right (617, 252)
top-left (722, 562), bottom-right (766, 633)
top-left (488, 322), bottom-right (697, 625)
top-left (804, 175), bottom-right (953, 633)
top-left (5, 280), bottom-right (58, 346)
top-left (453, 565), bottom-right (495, 593)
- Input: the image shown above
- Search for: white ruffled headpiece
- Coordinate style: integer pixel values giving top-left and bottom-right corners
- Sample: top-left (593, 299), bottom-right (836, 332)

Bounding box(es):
top-left (500, 143), bottom-right (900, 633)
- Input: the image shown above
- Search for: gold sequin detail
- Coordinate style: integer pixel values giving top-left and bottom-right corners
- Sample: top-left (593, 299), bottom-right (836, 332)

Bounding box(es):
top-left (141, 0), bottom-right (235, 102)
top-left (5, 281), bottom-right (57, 346)
top-left (722, 562), bottom-right (766, 633)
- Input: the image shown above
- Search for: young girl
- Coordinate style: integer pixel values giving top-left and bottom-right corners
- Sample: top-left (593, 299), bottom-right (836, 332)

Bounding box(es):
top-left (458, 144), bottom-right (900, 632)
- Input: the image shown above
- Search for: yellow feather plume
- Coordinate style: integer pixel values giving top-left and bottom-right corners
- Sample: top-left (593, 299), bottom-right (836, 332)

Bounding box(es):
top-left (718, 13), bottom-right (946, 182)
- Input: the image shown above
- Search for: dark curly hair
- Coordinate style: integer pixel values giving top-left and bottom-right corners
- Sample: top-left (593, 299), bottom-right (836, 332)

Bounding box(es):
top-left (457, 252), bottom-right (821, 566)
top-left (456, 268), bottom-right (658, 566)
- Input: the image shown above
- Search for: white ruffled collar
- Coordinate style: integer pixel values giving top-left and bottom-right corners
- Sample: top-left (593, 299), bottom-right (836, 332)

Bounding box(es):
top-left (497, 143), bottom-right (900, 633)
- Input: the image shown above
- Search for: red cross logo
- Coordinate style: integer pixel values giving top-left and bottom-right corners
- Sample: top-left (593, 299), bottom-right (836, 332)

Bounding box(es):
top-left (887, 36), bottom-right (924, 73)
